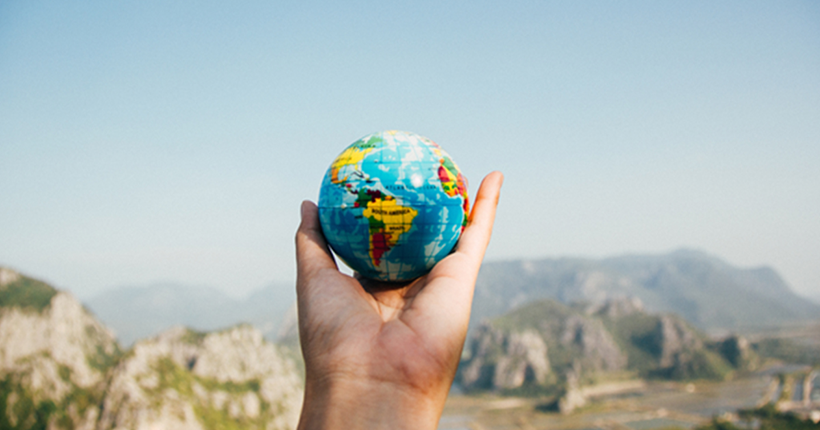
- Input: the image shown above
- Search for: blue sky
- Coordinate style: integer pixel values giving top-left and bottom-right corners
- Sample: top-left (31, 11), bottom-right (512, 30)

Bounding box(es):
top-left (1, 1), bottom-right (819, 299)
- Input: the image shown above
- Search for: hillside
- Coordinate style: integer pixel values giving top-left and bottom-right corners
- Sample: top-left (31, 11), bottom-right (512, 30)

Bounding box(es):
top-left (98, 325), bottom-right (303, 430)
top-left (460, 298), bottom-right (748, 390)
top-left (458, 297), bottom-right (756, 412)
top-left (0, 267), bottom-right (303, 430)
top-left (82, 250), bottom-right (816, 347)
top-left (472, 249), bottom-right (820, 333)
top-left (0, 268), bottom-right (120, 429)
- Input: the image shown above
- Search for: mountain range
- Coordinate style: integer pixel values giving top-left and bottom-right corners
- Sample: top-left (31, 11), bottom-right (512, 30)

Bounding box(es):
top-left (0, 267), bottom-right (303, 430)
top-left (85, 282), bottom-right (295, 346)
top-left (81, 249), bottom-right (819, 346)
top-left (471, 249), bottom-right (819, 333)
top-left (458, 297), bottom-right (757, 412)
top-left (3, 247), bottom-right (819, 428)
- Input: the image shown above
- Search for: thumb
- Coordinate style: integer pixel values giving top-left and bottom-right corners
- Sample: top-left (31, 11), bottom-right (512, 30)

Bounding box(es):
top-left (295, 201), bottom-right (337, 280)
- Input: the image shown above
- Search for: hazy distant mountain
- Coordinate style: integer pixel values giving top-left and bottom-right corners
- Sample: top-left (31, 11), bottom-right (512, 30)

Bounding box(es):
top-left (472, 249), bottom-right (820, 333)
top-left (86, 282), bottom-right (295, 346)
top-left (85, 249), bottom-right (817, 346)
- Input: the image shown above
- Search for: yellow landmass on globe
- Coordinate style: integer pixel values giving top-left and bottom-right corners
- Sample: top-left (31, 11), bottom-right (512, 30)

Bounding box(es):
top-left (362, 196), bottom-right (418, 267)
top-left (330, 145), bottom-right (374, 184)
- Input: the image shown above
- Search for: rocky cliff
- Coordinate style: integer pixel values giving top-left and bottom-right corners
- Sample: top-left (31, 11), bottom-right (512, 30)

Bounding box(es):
top-left (460, 326), bottom-right (552, 390)
top-left (98, 325), bottom-right (303, 430)
top-left (471, 249), bottom-right (820, 333)
top-left (0, 267), bottom-right (119, 429)
top-left (458, 298), bottom-right (749, 397)
top-left (0, 268), bottom-right (304, 430)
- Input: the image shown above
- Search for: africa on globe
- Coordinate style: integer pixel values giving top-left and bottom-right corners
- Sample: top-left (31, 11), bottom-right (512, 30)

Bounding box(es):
top-left (318, 130), bottom-right (469, 282)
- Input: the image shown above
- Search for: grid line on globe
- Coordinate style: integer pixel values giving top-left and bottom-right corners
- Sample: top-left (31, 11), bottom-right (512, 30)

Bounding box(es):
top-left (318, 130), bottom-right (469, 282)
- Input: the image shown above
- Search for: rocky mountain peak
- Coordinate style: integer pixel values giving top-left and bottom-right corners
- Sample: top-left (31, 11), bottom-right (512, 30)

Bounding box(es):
top-left (1, 284), bottom-right (118, 429)
top-left (717, 334), bottom-right (757, 370)
top-left (1, 290), bottom-right (117, 390)
top-left (0, 267), bottom-right (21, 287)
top-left (654, 315), bottom-right (703, 368)
top-left (1, 271), bottom-right (304, 430)
top-left (458, 297), bottom-right (751, 398)
top-left (471, 251), bottom-right (820, 333)
top-left (559, 315), bottom-right (627, 372)
top-left (586, 297), bottom-right (644, 318)
top-left (98, 324), bottom-right (303, 430)
top-left (460, 325), bottom-right (551, 391)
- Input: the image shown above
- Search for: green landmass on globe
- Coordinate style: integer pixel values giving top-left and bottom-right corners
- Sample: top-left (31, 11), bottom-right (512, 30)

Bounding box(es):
top-left (318, 130), bottom-right (469, 282)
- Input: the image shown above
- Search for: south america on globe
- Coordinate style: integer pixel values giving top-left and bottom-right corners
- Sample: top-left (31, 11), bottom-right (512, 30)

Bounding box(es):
top-left (318, 130), bottom-right (469, 282)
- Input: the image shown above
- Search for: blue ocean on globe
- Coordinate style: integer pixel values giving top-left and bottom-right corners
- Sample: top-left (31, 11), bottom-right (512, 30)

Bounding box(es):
top-left (318, 130), bottom-right (469, 282)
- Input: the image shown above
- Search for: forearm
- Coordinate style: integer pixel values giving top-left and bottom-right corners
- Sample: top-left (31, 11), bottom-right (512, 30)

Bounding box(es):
top-left (297, 377), bottom-right (447, 430)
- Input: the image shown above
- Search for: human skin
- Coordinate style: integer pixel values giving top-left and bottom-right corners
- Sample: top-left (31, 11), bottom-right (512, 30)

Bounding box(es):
top-left (294, 171), bottom-right (504, 430)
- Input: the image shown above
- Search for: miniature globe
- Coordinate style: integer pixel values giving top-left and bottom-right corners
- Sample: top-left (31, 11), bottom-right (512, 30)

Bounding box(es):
top-left (318, 130), bottom-right (469, 282)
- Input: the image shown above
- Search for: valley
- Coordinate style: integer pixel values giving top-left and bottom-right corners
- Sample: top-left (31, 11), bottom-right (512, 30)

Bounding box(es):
top-left (440, 367), bottom-right (819, 429)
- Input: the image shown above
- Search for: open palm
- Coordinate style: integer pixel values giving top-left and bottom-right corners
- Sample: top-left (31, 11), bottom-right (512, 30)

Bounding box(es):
top-left (295, 172), bottom-right (503, 429)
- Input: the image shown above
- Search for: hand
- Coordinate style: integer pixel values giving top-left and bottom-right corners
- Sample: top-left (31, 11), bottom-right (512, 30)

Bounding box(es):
top-left (295, 171), bottom-right (504, 430)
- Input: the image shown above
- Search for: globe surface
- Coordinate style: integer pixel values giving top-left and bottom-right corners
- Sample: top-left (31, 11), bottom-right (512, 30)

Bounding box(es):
top-left (318, 130), bottom-right (469, 281)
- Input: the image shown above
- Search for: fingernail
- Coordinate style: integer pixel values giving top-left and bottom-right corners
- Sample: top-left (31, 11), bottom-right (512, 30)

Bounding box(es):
top-left (300, 201), bottom-right (309, 220)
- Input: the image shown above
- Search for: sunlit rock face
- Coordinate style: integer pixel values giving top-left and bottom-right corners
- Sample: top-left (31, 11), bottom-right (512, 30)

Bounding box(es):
top-left (0, 268), bottom-right (118, 430)
top-left (98, 325), bottom-right (303, 430)
top-left (559, 314), bottom-right (627, 372)
top-left (458, 296), bottom-right (749, 400)
top-left (1, 267), bottom-right (305, 430)
top-left (460, 325), bottom-right (551, 390)
top-left (654, 315), bottom-right (703, 369)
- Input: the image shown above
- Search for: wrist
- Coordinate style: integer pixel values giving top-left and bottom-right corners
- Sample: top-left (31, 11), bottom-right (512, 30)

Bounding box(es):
top-left (297, 375), bottom-right (447, 430)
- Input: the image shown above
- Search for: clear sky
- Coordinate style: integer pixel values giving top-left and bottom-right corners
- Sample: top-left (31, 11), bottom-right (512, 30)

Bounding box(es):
top-left (1, 1), bottom-right (818, 300)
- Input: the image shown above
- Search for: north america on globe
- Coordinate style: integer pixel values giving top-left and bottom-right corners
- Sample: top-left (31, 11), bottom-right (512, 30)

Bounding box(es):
top-left (318, 130), bottom-right (469, 281)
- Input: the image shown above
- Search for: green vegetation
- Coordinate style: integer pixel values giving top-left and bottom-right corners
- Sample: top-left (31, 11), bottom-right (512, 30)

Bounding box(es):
top-left (0, 276), bottom-right (57, 312)
top-left (492, 299), bottom-right (574, 332)
top-left (607, 313), bottom-right (736, 381)
top-left (754, 338), bottom-right (820, 366)
top-left (461, 297), bottom-right (747, 401)
top-left (148, 357), bottom-right (271, 430)
top-left (181, 328), bottom-right (207, 345)
top-left (779, 373), bottom-right (796, 402)
top-left (501, 380), bottom-right (561, 398)
top-left (696, 404), bottom-right (820, 429)
top-left (86, 343), bottom-right (121, 373)
top-left (603, 312), bottom-right (665, 372)
top-left (653, 349), bottom-right (732, 381)
top-left (491, 300), bottom-right (583, 374)
top-left (150, 357), bottom-right (195, 399)
top-left (58, 365), bottom-right (72, 382)
top-left (0, 376), bottom-right (56, 430)
top-left (0, 373), bottom-right (104, 430)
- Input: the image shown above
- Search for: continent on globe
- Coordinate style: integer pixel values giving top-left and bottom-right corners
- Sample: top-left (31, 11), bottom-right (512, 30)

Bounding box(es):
top-left (361, 194), bottom-right (418, 267)
top-left (329, 138), bottom-right (378, 184)
top-left (434, 148), bottom-right (469, 229)
top-left (318, 130), bottom-right (469, 282)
